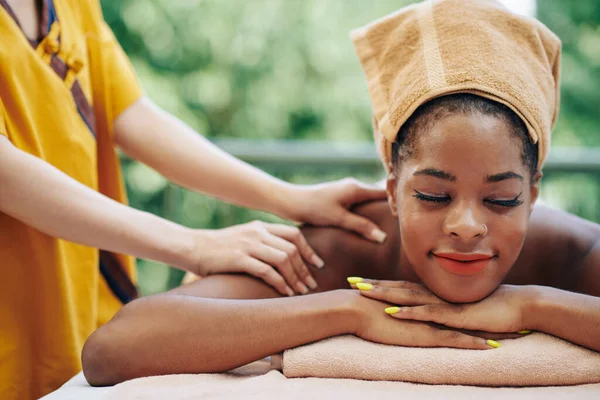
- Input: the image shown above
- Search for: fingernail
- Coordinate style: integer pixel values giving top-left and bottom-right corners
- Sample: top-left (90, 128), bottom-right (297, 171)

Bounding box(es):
top-left (285, 287), bottom-right (294, 297)
top-left (297, 283), bottom-right (309, 295)
top-left (518, 329), bottom-right (531, 334)
top-left (356, 282), bottom-right (373, 291)
top-left (312, 255), bottom-right (325, 269)
top-left (347, 277), bottom-right (363, 284)
top-left (306, 276), bottom-right (318, 290)
top-left (370, 229), bottom-right (387, 243)
top-left (486, 339), bottom-right (501, 348)
top-left (385, 306), bottom-right (400, 314)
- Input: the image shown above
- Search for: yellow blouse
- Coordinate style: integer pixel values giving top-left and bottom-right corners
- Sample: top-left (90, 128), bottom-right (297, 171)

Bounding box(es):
top-left (0, 0), bottom-right (141, 398)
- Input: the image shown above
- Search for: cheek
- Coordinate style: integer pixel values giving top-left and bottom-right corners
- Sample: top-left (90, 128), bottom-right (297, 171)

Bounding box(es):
top-left (397, 203), bottom-right (439, 255)
top-left (493, 212), bottom-right (529, 260)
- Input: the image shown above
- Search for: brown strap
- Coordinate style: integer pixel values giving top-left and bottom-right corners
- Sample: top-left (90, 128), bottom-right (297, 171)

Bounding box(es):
top-left (36, 0), bottom-right (48, 39)
top-left (100, 251), bottom-right (139, 303)
top-left (47, 54), bottom-right (97, 135)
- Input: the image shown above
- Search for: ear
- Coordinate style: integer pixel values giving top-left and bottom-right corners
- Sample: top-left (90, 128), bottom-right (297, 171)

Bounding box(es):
top-left (529, 171), bottom-right (543, 214)
top-left (386, 171), bottom-right (399, 217)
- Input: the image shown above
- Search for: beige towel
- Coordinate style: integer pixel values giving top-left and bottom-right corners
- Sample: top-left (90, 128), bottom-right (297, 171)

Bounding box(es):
top-left (283, 334), bottom-right (600, 386)
top-left (352, 0), bottom-right (561, 172)
top-left (96, 360), bottom-right (600, 399)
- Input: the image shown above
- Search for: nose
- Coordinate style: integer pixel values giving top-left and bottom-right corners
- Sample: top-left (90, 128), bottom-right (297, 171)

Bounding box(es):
top-left (443, 202), bottom-right (487, 239)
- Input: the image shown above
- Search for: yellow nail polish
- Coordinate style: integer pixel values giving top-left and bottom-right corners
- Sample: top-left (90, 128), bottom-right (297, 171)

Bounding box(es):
top-left (518, 329), bottom-right (531, 334)
top-left (347, 277), bottom-right (363, 284)
top-left (385, 306), bottom-right (400, 314)
top-left (486, 339), bottom-right (501, 348)
top-left (356, 282), bottom-right (373, 291)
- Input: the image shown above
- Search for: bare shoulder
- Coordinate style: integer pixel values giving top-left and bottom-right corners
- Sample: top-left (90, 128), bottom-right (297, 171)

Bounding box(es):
top-left (527, 204), bottom-right (600, 256)
top-left (510, 204), bottom-right (600, 291)
top-left (300, 200), bottom-right (401, 290)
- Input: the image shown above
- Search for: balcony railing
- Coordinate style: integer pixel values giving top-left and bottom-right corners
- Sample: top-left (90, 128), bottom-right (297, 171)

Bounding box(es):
top-left (211, 139), bottom-right (600, 173)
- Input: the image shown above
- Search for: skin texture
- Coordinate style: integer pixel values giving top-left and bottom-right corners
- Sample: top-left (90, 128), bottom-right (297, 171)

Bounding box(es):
top-left (82, 111), bottom-right (600, 386)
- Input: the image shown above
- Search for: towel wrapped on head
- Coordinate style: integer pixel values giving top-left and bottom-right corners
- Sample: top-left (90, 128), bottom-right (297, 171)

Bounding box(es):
top-left (351, 0), bottom-right (561, 172)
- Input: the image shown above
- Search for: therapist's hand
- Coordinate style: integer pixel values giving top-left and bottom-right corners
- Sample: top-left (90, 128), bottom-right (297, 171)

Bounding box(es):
top-left (281, 179), bottom-right (388, 243)
top-left (186, 221), bottom-right (324, 296)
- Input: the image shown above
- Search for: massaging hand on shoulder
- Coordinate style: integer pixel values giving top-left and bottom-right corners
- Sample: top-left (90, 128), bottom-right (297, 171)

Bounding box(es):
top-left (114, 99), bottom-right (387, 294)
top-left (0, 98), bottom-right (386, 296)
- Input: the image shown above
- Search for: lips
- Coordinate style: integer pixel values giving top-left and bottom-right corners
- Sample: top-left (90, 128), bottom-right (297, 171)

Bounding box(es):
top-left (432, 252), bottom-right (494, 276)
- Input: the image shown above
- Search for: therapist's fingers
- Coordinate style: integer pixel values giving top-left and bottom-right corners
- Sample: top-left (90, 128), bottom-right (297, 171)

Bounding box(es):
top-left (342, 179), bottom-right (388, 206)
top-left (242, 257), bottom-right (293, 297)
top-left (250, 244), bottom-right (308, 295)
top-left (261, 234), bottom-right (317, 291)
top-left (265, 224), bottom-right (325, 268)
top-left (338, 211), bottom-right (387, 244)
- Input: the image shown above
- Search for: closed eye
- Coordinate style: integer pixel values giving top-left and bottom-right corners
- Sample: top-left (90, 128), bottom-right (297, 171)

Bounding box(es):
top-left (485, 193), bottom-right (523, 208)
top-left (412, 190), bottom-right (450, 204)
top-left (413, 190), bottom-right (524, 208)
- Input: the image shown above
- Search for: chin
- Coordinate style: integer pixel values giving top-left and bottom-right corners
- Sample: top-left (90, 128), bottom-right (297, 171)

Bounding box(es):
top-left (422, 277), bottom-right (499, 304)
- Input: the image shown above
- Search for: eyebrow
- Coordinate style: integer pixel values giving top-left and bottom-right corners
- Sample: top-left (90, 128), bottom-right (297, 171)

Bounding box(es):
top-left (413, 169), bottom-right (524, 183)
top-left (486, 171), bottom-right (524, 183)
top-left (413, 168), bottom-right (456, 182)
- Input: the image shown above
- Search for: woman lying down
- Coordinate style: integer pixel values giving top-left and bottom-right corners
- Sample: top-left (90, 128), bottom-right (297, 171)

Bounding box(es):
top-left (82, 0), bottom-right (600, 386)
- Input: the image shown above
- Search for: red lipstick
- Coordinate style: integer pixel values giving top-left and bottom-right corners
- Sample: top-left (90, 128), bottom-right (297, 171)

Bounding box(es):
top-left (433, 252), bottom-right (494, 276)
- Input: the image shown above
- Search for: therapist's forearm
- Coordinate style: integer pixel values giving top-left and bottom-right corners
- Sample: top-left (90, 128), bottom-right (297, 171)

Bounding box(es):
top-left (114, 98), bottom-right (294, 218)
top-left (0, 136), bottom-right (193, 269)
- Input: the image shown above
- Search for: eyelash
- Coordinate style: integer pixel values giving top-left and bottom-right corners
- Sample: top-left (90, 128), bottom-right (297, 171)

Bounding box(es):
top-left (412, 191), bottom-right (524, 208)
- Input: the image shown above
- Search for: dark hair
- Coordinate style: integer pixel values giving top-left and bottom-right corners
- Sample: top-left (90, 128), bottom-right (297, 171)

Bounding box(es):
top-left (391, 93), bottom-right (539, 180)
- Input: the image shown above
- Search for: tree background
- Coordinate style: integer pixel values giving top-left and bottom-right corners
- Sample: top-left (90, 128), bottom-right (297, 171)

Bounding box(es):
top-left (100, 0), bottom-right (600, 295)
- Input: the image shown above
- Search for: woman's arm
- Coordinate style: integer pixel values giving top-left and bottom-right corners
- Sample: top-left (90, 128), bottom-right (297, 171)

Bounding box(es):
top-left (82, 275), bottom-right (497, 386)
top-left (527, 286), bottom-right (600, 351)
top-left (0, 136), bottom-right (325, 295)
top-left (113, 98), bottom-right (291, 217)
top-left (527, 240), bottom-right (600, 351)
top-left (0, 135), bottom-right (192, 268)
top-left (113, 98), bottom-right (387, 241)
top-left (82, 287), bottom-right (358, 386)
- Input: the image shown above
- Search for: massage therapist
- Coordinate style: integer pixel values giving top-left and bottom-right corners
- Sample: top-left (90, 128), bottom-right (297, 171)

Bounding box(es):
top-left (0, 0), bottom-right (386, 397)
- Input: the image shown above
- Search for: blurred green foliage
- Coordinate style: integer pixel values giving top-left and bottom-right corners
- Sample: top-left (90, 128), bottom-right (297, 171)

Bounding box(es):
top-left (538, 0), bottom-right (600, 147)
top-left (101, 0), bottom-right (600, 295)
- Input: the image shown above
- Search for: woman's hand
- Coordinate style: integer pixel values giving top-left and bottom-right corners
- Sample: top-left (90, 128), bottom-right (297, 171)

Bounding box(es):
top-left (280, 179), bottom-right (388, 243)
top-left (348, 290), bottom-right (505, 350)
top-left (184, 221), bottom-right (324, 296)
top-left (352, 279), bottom-right (535, 334)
